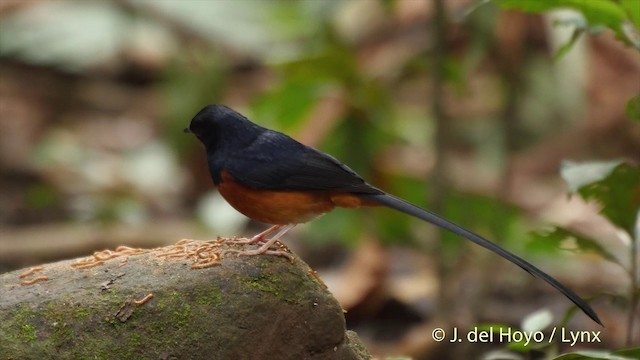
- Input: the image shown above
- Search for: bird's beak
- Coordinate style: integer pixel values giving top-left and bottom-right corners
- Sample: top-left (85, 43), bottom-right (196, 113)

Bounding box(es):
top-left (183, 127), bottom-right (192, 134)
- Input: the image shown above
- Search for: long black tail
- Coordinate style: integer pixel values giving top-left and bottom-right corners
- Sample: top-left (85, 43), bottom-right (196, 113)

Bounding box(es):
top-left (359, 192), bottom-right (602, 326)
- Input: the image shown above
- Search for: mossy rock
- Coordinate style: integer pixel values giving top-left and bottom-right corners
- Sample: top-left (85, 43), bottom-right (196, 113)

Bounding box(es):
top-left (0, 239), bottom-right (371, 360)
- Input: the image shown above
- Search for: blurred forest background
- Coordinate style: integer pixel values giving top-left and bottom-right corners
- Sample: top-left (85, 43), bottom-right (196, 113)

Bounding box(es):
top-left (1, 0), bottom-right (638, 359)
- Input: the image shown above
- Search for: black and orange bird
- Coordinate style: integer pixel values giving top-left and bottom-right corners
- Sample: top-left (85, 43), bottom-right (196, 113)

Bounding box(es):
top-left (185, 104), bottom-right (601, 325)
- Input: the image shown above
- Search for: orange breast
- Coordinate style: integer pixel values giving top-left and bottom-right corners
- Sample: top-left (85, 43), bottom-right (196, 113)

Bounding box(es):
top-left (217, 171), bottom-right (379, 225)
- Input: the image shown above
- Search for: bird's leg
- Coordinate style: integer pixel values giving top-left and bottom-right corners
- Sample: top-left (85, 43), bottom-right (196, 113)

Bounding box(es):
top-left (232, 224), bottom-right (283, 245)
top-left (223, 224), bottom-right (296, 261)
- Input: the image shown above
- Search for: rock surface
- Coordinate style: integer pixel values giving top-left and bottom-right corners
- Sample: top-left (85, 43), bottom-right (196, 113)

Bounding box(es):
top-left (0, 238), bottom-right (371, 360)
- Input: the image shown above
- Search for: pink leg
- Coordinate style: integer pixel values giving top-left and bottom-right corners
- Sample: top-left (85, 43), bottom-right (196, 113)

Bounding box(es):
top-left (232, 225), bottom-right (283, 245)
top-left (223, 224), bottom-right (296, 261)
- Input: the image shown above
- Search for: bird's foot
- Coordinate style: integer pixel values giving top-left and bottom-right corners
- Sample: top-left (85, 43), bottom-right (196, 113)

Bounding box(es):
top-left (228, 236), bottom-right (260, 246)
top-left (221, 239), bottom-right (294, 263)
top-left (228, 224), bottom-right (286, 245)
top-left (221, 224), bottom-right (296, 262)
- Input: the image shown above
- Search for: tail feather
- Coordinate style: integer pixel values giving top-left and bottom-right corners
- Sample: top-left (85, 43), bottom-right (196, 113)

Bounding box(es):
top-left (359, 192), bottom-right (602, 326)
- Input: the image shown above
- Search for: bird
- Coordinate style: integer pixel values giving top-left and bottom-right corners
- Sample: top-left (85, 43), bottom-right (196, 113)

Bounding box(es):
top-left (184, 104), bottom-right (601, 325)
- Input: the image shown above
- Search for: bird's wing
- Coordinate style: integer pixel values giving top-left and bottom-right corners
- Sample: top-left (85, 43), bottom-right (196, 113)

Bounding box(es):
top-left (225, 131), bottom-right (381, 194)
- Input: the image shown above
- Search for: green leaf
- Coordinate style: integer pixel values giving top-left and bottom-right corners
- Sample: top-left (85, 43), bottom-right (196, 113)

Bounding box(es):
top-left (496, 0), bottom-right (627, 26)
top-left (612, 348), bottom-right (640, 359)
top-left (620, 0), bottom-right (640, 28)
top-left (625, 95), bottom-right (640, 122)
top-left (530, 227), bottom-right (621, 266)
top-left (560, 160), bottom-right (623, 193)
top-left (577, 162), bottom-right (640, 234)
top-left (495, 0), bottom-right (640, 48)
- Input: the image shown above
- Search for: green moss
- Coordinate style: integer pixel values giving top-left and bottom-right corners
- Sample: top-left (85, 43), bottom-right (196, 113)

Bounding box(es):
top-left (173, 303), bottom-right (191, 328)
top-left (44, 301), bottom-right (58, 318)
top-left (247, 278), bottom-right (278, 294)
top-left (38, 301), bottom-right (72, 350)
top-left (0, 304), bottom-right (40, 354)
top-left (244, 267), bottom-right (312, 305)
top-left (71, 306), bottom-right (90, 319)
top-left (69, 328), bottom-right (138, 360)
top-left (12, 305), bottom-right (37, 343)
top-left (99, 288), bottom-right (126, 308)
top-left (48, 320), bottom-right (73, 345)
top-left (128, 332), bottom-right (142, 348)
top-left (20, 324), bottom-right (37, 342)
top-left (136, 289), bottom-right (210, 353)
top-left (156, 289), bottom-right (181, 311)
top-left (192, 284), bottom-right (224, 307)
top-left (13, 304), bottom-right (34, 322)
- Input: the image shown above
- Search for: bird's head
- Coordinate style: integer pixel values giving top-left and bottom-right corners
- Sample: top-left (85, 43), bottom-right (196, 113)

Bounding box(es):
top-left (185, 104), bottom-right (263, 151)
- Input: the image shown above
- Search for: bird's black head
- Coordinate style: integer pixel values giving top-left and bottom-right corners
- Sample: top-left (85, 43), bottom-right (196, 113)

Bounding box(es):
top-left (185, 104), bottom-right (264, 152)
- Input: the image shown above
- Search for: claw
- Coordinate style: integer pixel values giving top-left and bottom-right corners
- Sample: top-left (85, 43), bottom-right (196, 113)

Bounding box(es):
top-left (221, 224), bottom-right (296, 261)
